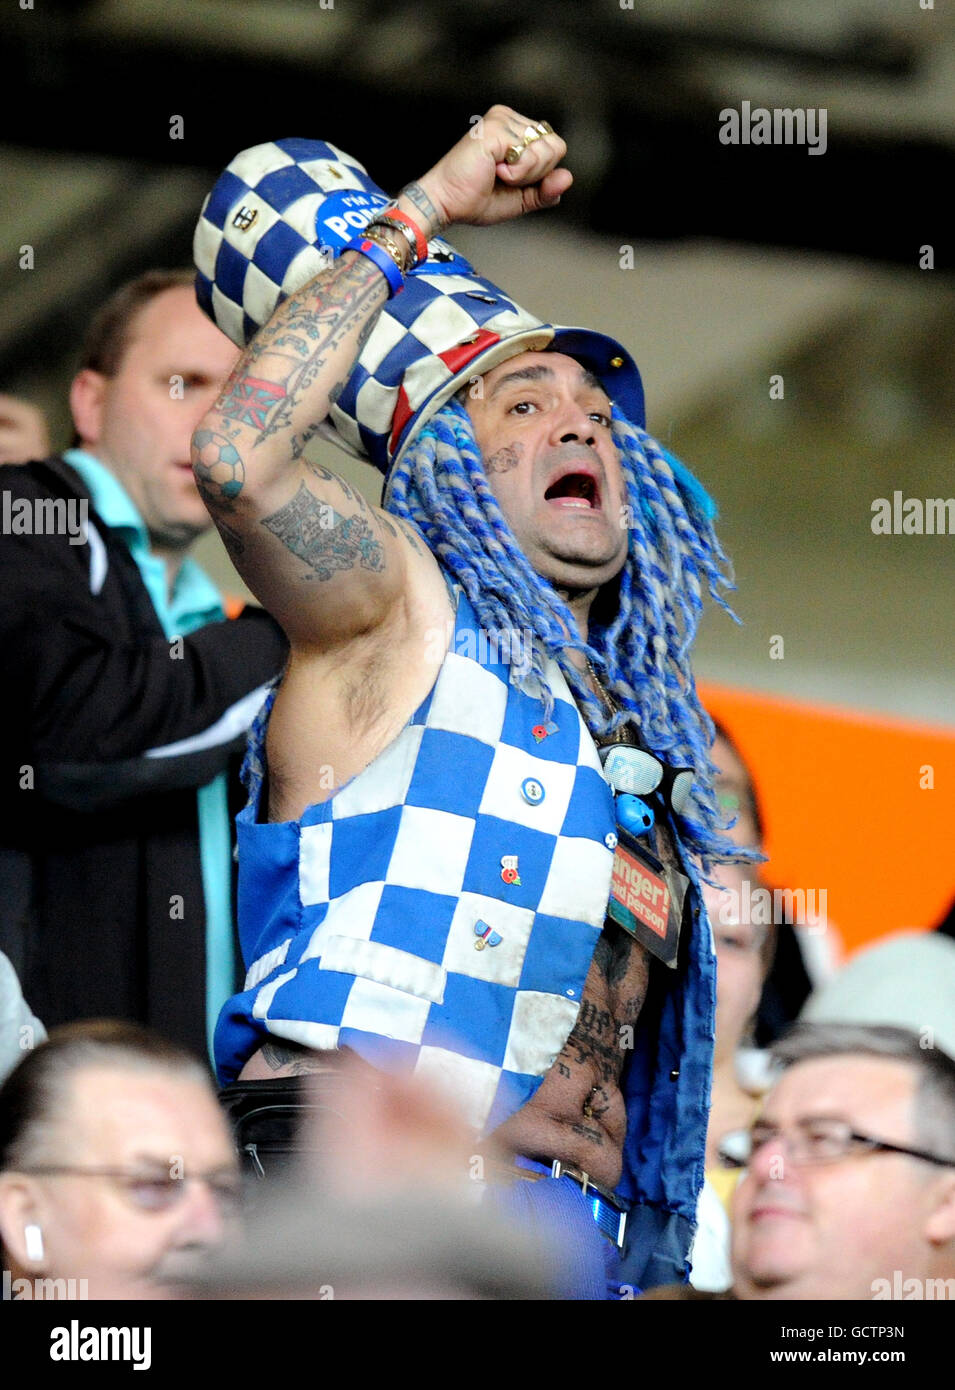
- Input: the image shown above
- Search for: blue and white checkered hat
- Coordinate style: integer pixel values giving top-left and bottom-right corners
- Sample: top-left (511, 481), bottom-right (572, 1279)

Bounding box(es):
top-left (194, 138), bottom-right (645, 475)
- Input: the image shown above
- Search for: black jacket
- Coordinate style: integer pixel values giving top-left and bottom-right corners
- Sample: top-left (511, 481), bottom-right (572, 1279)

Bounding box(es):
top-left (0, 457), bottom-right (287, 1057)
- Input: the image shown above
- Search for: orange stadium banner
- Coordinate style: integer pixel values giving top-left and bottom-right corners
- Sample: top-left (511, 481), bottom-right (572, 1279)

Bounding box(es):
top-left (699, 682), bottom-right (955, 959)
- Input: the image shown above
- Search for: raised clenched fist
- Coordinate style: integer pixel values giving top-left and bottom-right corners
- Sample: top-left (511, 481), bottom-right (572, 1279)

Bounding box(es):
top-left (411, 104), bottom-right (572, 231)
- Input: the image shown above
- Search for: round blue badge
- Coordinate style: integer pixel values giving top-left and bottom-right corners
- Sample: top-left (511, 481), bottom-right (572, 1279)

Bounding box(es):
top-left (521, 777), bottom-right (545, 806)
top-left (315, 190), bottom-right (390, 252)
top-left (315, 190), bottom-right (474, 275)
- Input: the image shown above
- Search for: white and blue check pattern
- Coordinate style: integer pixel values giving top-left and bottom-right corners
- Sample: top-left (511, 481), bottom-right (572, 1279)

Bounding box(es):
top-left (215, 587), bottom-right (617, 1134)
top-left (193, 137), bottom-right (645, 474)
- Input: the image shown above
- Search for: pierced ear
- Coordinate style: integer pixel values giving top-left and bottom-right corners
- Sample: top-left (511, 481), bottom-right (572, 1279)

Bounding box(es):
top-left (69, 369), bottom-right (108, 448)
top-left (924, 1172), bottom-right (955, 1245)
top-left (0, 1174), bottom-right (47, 1271)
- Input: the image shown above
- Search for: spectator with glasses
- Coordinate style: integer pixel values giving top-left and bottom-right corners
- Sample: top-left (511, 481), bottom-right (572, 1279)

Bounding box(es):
top-left (732, 1023), bottom-right (955, 1300)
top-left (644, 1023), bottom-right (955, 1300)
top-left (0, 1020), bottom-right (240, 1299)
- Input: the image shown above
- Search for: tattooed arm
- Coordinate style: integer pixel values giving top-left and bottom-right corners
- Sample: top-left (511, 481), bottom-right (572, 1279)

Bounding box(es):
top-left (191, 244), bottom-right (427, 646)
top-left (192, 106), bottom-right (571, 647)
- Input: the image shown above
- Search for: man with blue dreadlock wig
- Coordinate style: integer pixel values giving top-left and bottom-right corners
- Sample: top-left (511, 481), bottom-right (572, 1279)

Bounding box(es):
top-left (192, 105), bottom-right (750, 1298)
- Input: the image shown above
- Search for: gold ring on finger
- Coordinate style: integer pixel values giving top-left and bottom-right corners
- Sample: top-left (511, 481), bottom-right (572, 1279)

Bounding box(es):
top-left (504, 143), bottom-right (526, 165)
top-left (521, 125), bottom-right (542, 145)
top-left (535, 120), bottom-right (554, 135)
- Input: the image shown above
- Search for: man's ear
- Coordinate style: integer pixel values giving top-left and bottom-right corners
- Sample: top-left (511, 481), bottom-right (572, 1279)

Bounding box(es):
top-left (69, 369), bottom-right (108, 448)
top-left (0, 1173), bottom-right (49, 1272)
top-left (924, 1172), bottom-right (955, 1245)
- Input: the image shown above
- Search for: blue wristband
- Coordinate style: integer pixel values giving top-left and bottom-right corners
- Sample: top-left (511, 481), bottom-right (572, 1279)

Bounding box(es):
top-left (344, 234), bottom-right (404, 297)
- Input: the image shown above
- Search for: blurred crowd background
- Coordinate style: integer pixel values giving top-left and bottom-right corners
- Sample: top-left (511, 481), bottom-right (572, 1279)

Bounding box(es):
top-left (3, 2), bottom-right (953, 710)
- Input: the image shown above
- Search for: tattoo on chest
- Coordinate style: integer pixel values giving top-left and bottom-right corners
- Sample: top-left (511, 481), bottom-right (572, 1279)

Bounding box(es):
top-left (592, 926), bottom-right (635, 992)
top-left (556, 926), bottom-right (651, 1083)
top-left (261, 483), bottom-right (384, 581)
top-left (559, 999), bottom-right (620, 1092)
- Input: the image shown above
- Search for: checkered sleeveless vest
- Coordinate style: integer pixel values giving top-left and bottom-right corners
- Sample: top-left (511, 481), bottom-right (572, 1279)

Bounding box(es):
top-left (214, 587), bottom-right (617, 1133)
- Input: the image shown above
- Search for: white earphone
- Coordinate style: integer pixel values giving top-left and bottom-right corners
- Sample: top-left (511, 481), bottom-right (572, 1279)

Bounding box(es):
top-left (24, 1223), bottom-right (44, 1262)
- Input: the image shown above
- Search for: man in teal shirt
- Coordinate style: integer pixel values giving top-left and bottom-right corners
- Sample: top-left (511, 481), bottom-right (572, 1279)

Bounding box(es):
top-left (0, 271), bottom-right (287, 1060)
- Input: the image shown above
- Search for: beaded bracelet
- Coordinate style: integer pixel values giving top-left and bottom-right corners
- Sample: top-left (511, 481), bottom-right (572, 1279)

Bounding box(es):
top-left (343, 232), bottom-right (405, 297)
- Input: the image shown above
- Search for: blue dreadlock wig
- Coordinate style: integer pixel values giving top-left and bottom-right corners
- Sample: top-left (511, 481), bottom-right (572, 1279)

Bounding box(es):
top-left (384, 395), bottom-right (751, 871)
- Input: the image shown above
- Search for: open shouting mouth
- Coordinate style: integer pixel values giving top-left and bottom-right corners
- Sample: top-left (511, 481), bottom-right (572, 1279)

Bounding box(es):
top-left (544, 468), bottom-right (602, 512)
